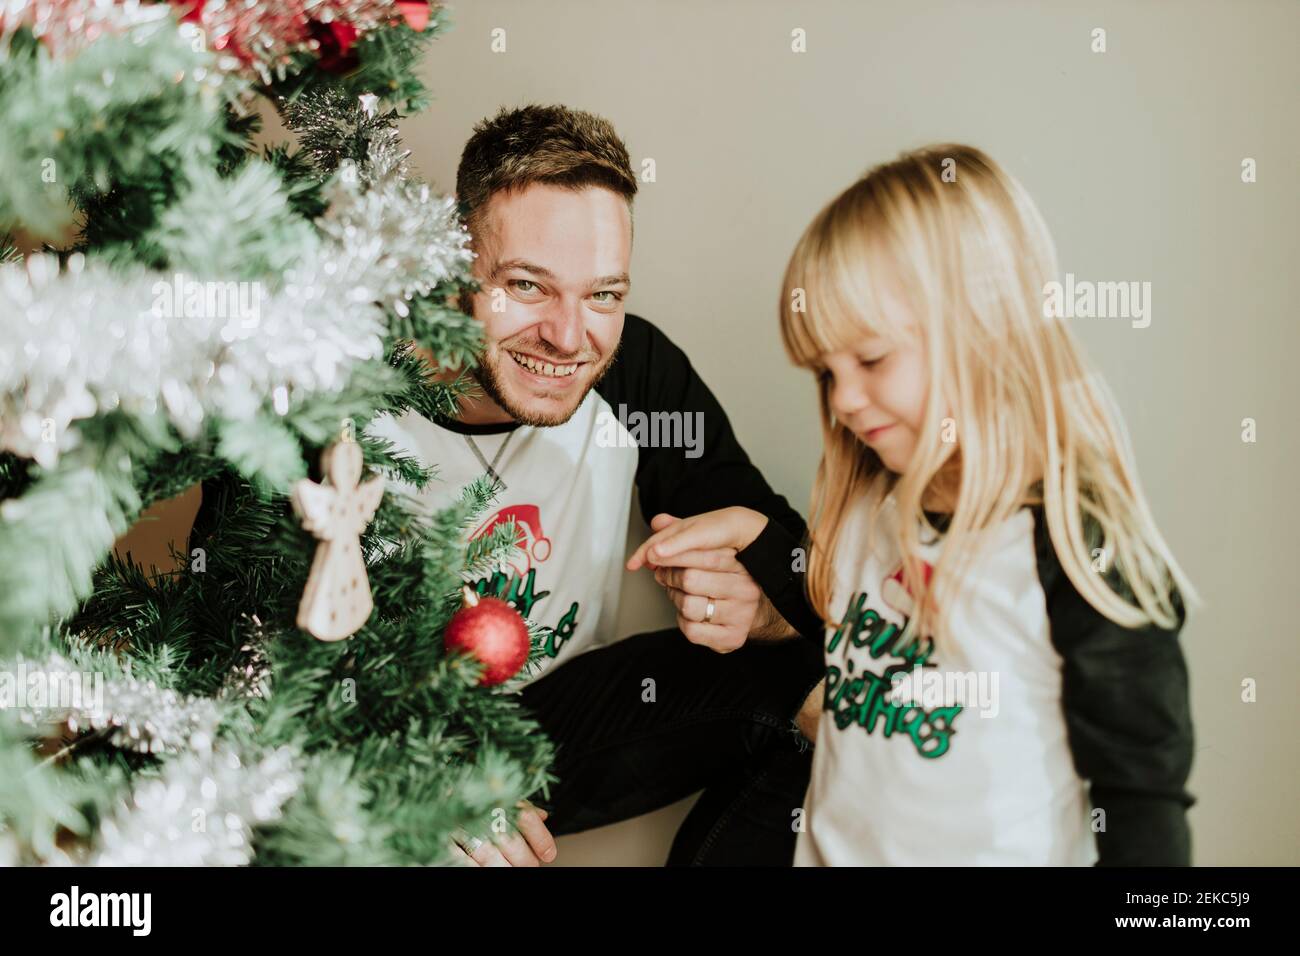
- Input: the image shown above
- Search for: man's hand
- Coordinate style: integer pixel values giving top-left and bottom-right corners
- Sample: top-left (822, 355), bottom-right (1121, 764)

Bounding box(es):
top-left (626, 507), bottom-right (770, 570)
top-left (628, 510), bottom-right (770, 653)
top-left (451, 800), bottom-right (557, 867)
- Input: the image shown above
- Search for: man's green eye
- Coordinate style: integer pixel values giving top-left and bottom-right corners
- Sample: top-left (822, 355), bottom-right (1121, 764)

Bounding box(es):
top-left (593, 291), bottom-right (621, 303)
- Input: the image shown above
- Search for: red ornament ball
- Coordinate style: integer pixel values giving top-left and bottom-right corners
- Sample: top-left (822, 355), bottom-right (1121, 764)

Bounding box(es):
top-left (444, 590), bottom-right (530, 687)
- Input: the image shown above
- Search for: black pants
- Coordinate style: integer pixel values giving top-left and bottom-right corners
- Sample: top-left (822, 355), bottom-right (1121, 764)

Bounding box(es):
top-left (521, 627), bottom-right (825, 866)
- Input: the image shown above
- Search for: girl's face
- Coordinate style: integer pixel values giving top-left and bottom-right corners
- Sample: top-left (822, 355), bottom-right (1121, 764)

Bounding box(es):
top-left (821, 331), bottom-right (929, 474)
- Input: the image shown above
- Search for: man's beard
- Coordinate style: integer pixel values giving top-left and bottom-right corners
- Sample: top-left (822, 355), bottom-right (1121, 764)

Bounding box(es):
top-left (472, 338), bottom-right (621, 428)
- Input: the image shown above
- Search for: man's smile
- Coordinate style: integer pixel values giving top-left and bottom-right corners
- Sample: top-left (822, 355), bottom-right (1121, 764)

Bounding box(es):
top-left (506, 348), bottom-right (585, 381)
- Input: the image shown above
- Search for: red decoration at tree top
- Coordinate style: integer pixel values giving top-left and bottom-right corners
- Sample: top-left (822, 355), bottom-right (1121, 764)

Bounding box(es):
top-left (310, 19), bottom-right (361, 74)
top-left (395, 2), bottom-right (431, 32)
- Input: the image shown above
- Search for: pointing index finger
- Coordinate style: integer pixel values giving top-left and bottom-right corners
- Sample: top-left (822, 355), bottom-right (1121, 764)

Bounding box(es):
top-left (627, 523), bottom-right (679, 571)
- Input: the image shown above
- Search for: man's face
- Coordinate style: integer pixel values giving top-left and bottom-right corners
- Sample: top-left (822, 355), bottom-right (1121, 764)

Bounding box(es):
top-left (468, 183), bottom-right (631, 426)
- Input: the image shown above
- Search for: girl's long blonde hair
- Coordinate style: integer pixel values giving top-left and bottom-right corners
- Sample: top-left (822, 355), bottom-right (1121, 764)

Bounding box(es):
top-left (781, 144), bottom-right (1194, 640)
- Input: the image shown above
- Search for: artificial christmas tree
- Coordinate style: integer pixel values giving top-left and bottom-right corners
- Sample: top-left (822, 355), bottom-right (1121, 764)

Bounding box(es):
top-left (0, 0), bottom-right (554, 865)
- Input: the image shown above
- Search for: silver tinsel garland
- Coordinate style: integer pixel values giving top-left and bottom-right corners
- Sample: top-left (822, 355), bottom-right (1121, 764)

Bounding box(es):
top-left (0, 121), bottom-right (472, 466)
top-left (92, 743), bottom-right (302, 866)
top-left (0, 248), bottom-right (386, 467)
top-left (315, 101), bottom-right (474, 316)
top-left (1, 651), bottom-right (301, 866)
top-left (3, 652), bottom-right (221, 755)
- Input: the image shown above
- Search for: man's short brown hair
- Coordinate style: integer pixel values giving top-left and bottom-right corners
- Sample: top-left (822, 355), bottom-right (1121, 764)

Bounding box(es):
top-left (456, 104), bottom-right (638, 244)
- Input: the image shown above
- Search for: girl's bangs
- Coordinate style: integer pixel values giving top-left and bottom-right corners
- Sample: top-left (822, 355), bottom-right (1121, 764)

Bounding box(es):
top-left (782, 193), bottom-right (914, 369)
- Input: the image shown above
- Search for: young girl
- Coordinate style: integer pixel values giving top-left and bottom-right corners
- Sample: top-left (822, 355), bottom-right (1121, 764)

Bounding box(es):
top-left (631, 144), bottom-right (1196, 866)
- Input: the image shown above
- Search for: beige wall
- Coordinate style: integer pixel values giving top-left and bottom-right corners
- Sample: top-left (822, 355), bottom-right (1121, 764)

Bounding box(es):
top-left (393, 0), bottom-right (1299, 865)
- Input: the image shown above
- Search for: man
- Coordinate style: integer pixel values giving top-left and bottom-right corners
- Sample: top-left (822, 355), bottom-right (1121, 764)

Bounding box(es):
top-left (370, 104), bottom-right (824, 866)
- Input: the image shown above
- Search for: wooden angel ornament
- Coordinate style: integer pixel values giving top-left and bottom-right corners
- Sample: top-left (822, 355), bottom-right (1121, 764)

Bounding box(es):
top-left (291, 440), bottom-right (385, 641)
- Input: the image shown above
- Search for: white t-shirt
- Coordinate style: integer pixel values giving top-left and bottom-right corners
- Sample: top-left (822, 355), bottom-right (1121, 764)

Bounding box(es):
top-left (795, 491), bottom-right (1098, 866)
top-left (367, 390), bottom-right (637, 687)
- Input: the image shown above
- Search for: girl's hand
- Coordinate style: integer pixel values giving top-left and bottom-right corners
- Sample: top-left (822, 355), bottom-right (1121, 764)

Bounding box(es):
top-left (625, 507), bottom-right (769, 572)
top-left (627, 509), bottom-right (770, 652)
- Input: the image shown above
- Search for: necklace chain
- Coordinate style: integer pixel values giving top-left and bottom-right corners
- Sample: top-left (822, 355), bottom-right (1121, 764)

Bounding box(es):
top-left (463, 430), bottom-right (515, 491)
